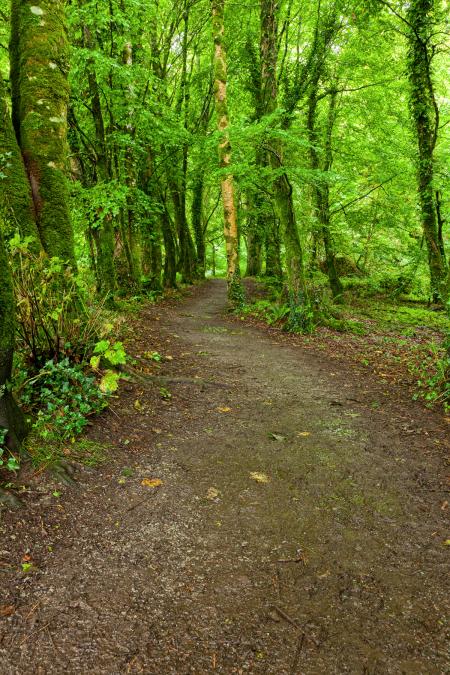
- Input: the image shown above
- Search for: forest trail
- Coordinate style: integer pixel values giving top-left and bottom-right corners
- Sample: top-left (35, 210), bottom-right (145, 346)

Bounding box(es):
top-left (1, 279), bottom-right (449, 674)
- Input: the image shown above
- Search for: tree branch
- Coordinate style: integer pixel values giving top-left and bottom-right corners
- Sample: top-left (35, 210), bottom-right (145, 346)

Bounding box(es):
top-left (330, 176), bottom-right (397, 216)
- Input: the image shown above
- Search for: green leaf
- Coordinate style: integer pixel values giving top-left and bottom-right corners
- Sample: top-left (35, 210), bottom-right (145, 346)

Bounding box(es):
top-left (99, 370), bottom-right (121, 393)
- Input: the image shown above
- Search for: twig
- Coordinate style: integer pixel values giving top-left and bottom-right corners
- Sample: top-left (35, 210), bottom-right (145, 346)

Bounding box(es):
top-left (270, 605), bottom-right (300, 629)
top-left (290, 632), bottom-right (306, 674)
top-left (19, 621), bottom-right (51, 646)
top-left (25, 599), bottom-right (42, 621)
top-left (277, 555), bottom-right (306, 564)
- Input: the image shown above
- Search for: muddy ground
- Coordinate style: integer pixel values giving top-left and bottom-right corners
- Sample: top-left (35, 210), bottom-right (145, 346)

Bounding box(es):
top-left (0, 279), bottom-right (449, 674)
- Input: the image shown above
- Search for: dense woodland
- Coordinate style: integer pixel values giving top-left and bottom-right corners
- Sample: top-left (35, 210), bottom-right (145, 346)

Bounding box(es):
top-left (0, 0), bottom-right (449, 486)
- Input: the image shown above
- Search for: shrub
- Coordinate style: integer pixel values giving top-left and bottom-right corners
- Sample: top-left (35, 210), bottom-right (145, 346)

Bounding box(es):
top-left (9, 235), bottom-right (108, 367)
top-left (20, 358), bottom-right (109, 441)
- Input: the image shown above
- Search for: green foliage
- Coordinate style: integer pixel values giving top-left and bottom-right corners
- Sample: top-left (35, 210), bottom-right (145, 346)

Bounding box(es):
top-left (411, 341), bottom-right (449, 412)
top-left (9, 235), bottom-right (105, 366)
top-left (90, 339), bottom-right (127, 394)
top-left (91, 340), bottom-right (127, 368)
top-left (0, 427), bottom-right (20, 473)
top-left (20, 358), bottom-right (108, 441)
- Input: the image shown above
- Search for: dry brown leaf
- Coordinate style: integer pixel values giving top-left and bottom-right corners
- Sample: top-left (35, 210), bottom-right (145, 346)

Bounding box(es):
top-left (250, 472), bottom-right (270, 484)
top-left (141, 478), bottom-right (163, 488)
top-left (206, 487), bottom-right (221, 500)
top-left (0, 605), bottom-right (15, 617)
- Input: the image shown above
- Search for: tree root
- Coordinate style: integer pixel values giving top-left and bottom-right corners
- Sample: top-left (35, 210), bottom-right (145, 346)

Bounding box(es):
top-left (0, 487), bottom-right (23, 509)
top-left (121, 364), bottom-right (228, 389)
top-left (50, 460), bottom-right (77, 487)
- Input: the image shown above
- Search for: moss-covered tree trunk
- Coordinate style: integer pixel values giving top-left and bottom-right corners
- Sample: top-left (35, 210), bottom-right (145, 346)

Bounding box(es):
top-left (161, 204), bottom-right (178, 289)
top-left (406, 0), bottom-right (447, 302)
top-left (169, 175), bottom-right (196, 284)
top-left (211, 0), bottom-right (244, 307)
top-left (260, 0), bottom-right (310, 329)
top-left (307, 86), bottom-right (343, 300)
top-left (0, 232), bottom-right (27, 452)
top-left (245, 193), bottom-right (263, 277)
top-left (192, 172), bottom-right (206, 278)
top-left (83, 24), bottom-right (117, 301)
top-left (0, 78), bottom-right (40, 247)
top-left (265, 218), bottom-right (283, 278)
top-left (10, 0), bottom-right (76, 267)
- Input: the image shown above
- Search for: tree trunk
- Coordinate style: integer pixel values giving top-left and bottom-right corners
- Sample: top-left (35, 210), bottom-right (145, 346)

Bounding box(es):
top-left (0, 232), bottom-right (27, 452)
top-left (307, 86), bottom-right (343, 300)
top-left (192, 173), bottom-right (206, 278)
top-left (161, 206), bottom-right (178, 289)
top-left (245, 189), bottom-right (263, 277)
top-left (260, 0), bottom-right (310, 328)
top-left (122, 41), bottom-right (142, 289)
top-left (0, 78), bottom-right (40, 247)
top-left (406, 0), bottom-right (447, 302)
top-left (246, 230), bottom-right (263, 277)
top-left (211, 0), bottom-right (244, 307)
top-left (265, 217), bottom-right (283, 278)
top-left (10, 0), bottom-right (76, 267)
top-left (83, 24), bottom-right (117, 301)
top-left (169, 176), bottom-right (196, 284)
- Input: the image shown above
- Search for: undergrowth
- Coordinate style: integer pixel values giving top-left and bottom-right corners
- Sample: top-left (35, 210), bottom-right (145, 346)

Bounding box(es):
top-left (0, 236), bottom-right (130, 485)
top-left (242, 277), bottom-right (450, 412)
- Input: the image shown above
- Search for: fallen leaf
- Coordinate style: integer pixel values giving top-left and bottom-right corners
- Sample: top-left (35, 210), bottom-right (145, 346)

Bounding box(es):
top-left (443, 539), bottom-right (450, 546)
top-left (134, 399), bottom-right (143, 411)
top-left (297, 432), bottom-right (311, 437)
top-left (270, 433), bottom-right (286, 442)
top-left (22, 554), bottom-right (32, 563)
top-left (141, 478), bottom-right (163, 488)
top-left (250, 472), bottom-right (270, 484)
top-left (441, 501), bottom-right (448, 511)
top-left (217, 406), bottom-right (231, 413)
top-left (0, 605), bottom-right (15, 617)
top-left (206, 487), bottom-right (221, 500)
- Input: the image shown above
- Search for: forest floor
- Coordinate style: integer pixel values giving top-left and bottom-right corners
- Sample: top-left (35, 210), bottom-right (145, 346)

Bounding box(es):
top-left (0, 279), bottom-right (449, 674)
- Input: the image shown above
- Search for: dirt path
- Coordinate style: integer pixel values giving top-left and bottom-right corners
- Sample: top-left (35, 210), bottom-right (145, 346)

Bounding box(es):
top-left (1, 279), bottom-right (449, 674)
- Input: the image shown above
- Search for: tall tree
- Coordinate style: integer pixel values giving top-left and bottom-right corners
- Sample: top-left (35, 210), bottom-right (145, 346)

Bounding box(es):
top-left (211, 0), bottom-right (243, 306)
top-left (260, 0), bottom-right (310, 328)
top-left (406, 0), bottom-right (447, 301)
top-left (0, 230), bottom-right (27, 452)
top-left (10, 0), bottom-right (76, 266)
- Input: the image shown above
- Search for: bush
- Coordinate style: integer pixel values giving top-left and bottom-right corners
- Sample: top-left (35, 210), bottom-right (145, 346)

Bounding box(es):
top-left (20, 358), bottom-right (109, 441)
top-left (9, 235), bottom-right (108, 367)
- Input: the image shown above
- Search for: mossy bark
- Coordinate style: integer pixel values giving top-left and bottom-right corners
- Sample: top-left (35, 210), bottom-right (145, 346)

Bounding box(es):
top-left (169, 175), bottom-right (196, 284)
top-left (260, 0), bottom-right (310, 327)
top-left (83, 24), bottom-right (117, 300)
top-left (265, 218), bottom-right (283, 278)
top-left (161, 206), bottom-right (178, 289)
top-left (246, 224), bottom-right (263, 277)
top-left (0, 78), bottom-right (40, 247)
top-left (192, 173), bottom-right (206, 278)
top-left (0, 232), bottom-right (27, 451)
top-left (307, 86), bottom-right (343, 301)
top-left (212, 0), bottom-right (244, 308)
top-left (406, 0), bottom-right (447, 302)
top-left (10, 0), bottom-right (76, 267)
top-left (245, 189), bottom-right (263, 277)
